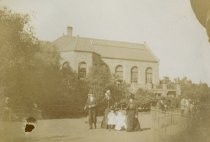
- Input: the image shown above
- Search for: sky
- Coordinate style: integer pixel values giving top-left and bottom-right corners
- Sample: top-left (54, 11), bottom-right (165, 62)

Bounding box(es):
top-left (1, 0), bottom-right (210, 85)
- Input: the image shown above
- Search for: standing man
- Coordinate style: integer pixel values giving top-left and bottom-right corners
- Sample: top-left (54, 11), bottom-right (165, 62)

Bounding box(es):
top-left (84, 93), bottom-right (97, 129)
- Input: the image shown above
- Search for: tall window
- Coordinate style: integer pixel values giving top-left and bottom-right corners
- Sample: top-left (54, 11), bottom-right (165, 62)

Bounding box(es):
top-left (115, 65), bottom-right (123, 80)
top-left (62, 61), bottom-right (70, 70)
top-left (131, 66), bottom-right (138, 83)
top-left (78, 62), bottom-right (87, 79)
top-left (146, 67), bottom-right (153, 84)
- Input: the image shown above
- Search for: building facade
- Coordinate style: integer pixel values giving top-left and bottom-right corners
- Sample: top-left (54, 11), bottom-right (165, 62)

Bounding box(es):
top-left (53, 27), bottom-right (180, 96)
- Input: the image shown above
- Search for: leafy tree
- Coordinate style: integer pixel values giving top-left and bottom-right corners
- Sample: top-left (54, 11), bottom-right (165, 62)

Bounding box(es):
top-left (135, 88), bottom-right (156, 107)
top-left (0, 8), bottom-right (67, 118)
top-left (0, 8), bottom-right (40, 111)
top-left (86, 55), bottom-right (112, 101)
top-left (87, 55), bottom-right (129, 113)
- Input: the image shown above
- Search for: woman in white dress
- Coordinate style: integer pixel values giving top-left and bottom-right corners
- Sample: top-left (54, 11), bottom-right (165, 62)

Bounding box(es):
top-left (107, 108), bottom-right (116, 130)
top-left (115, 109), bottom-right (127, 130)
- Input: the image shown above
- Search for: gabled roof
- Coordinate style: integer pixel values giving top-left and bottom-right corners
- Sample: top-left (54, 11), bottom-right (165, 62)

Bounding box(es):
top-left (53, 35), bottom-right (159, 62)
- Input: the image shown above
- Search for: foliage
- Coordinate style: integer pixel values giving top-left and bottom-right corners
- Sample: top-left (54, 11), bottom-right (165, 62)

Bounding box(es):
top-left (86, 54), bottom-right (112, 100)
top-left (175, 77), bottom-right (210, 101)
top-left (160, 76), bottom-right (210, 102)
top-left (0, 8), bottom-right (41, 111)
top-left (0, 8), bottom-right (89, 119)
top-left (135, 88), bottom-right (156, 107)
top-left (87, 55), bottom-right (129, 114)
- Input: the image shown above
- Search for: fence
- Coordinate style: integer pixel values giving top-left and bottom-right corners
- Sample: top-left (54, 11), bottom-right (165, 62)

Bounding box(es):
top-left (151, 107), bottom-right (192, 136)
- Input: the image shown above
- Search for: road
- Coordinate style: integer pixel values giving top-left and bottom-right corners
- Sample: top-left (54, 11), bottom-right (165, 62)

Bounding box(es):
top-left (1, 112), bottom-right (162, 142)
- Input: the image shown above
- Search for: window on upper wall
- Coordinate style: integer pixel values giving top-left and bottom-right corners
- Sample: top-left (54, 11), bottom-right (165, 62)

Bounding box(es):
top-left (131, 66), bottom-right (138, 83)
top-left (61, 61), bottom-right (71, 70)
top-left (115, 65), bottom-right (123, 81)
top-left (78, 62), bottom-right (87, 79)
top-left (146, 67), bottom-right (153, 84)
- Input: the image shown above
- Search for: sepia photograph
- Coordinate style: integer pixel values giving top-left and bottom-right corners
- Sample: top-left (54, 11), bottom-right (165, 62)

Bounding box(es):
top-left (0, 0), bottom-right (210, 142)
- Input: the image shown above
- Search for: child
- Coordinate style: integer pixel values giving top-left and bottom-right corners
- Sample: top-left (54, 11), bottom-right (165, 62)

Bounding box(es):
top-left (107, 107), bottom-right (116, 130)
top-left (115, 109), bottom-right (127, 131)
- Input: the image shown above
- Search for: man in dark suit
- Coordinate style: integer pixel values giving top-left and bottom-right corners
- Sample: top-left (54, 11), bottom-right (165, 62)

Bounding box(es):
top-left (84, 94), bottom-right (97, 129)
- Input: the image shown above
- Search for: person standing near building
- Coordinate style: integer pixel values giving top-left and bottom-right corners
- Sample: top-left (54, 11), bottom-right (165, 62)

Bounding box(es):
top-left (101, 89), bottom-right (112, 129)
top-left (126, 94), bottom-right (141, 132)
top-left (84, 93), bottom-right (97, 129)
top-left (180, 97), bottom-right (186, 115)
top-left (107, 107), bottom-right (116, 130)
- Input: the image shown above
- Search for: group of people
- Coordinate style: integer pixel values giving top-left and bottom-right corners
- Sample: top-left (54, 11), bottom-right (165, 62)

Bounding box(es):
top-left (157, 97), bottom-right (197, 117)
top-left (180, 97), bottom-right (196, 116)
top-left (84, 90), bottom-right (141, 132)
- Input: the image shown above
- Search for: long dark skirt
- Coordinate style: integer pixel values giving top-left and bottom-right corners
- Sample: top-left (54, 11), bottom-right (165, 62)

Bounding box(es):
top-left (126, 110), bottom-right (140, 132)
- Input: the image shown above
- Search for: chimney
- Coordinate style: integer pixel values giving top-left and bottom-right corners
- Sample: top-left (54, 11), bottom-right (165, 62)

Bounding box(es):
top-left (67, 26), bottom-right (72, 36)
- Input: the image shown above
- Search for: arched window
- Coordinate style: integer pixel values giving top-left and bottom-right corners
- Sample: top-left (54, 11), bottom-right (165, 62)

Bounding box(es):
top-left (62, 61), bottom-right (70, 70)
top-left (78, 62), bottom-right (87, 79)
top-left (131, 66), bottom-right (138, 83)
top-left (115, 65), bottom-right (123, 80)
top-left (146, 67), bottom-right (153, 84)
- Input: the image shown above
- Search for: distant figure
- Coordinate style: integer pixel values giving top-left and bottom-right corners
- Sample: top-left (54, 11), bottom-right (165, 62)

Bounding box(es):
top-left (180, 98), bottom-right (186, 115)
top-left (189, 100), bottom-right (195, 116)
top-left (84, 94), bottom-right (97, 129)
top-left (160, 99), bottom-right (166, 112)
top-left (126, 94), bottom-right (141, 132)
top-left (185, 99), bottom-right (191, 115)
top-left (107, 107), bottom-right (116, 130)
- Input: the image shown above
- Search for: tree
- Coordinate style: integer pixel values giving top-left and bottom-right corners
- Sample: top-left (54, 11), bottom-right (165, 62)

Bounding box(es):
top-left (0, 8), bottom-right (40, 111)
top-left (0, 8), bottom-right (64, 118)
top-left (87, 55), bottom-right (111, 100)
top-left (87, 55), bottom-right (129, 114)
top-left (135, 88), bottom-right (156, 107)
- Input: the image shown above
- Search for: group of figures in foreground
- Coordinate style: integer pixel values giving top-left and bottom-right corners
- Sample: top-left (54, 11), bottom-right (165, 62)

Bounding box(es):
top-left (84, 90), bottom-right (141, 132)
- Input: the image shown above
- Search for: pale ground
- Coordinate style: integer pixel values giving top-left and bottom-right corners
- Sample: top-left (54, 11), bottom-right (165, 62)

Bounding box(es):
top-left (0, 112), bottom-right (168, 142)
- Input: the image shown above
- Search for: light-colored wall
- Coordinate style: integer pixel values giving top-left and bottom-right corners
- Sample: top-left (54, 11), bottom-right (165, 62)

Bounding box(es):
top-left (60, 51), bottom-right (159, 88)
top-left (102, 58), bottom-right (159, 87)
top-left (60, 51), bottom-right (76, 68)
top-left (60, 51), bottom-right (93, 73)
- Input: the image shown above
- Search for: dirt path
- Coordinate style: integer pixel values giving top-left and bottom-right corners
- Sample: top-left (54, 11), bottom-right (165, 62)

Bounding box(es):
top-left (1, 112), bottom-right (161, 142)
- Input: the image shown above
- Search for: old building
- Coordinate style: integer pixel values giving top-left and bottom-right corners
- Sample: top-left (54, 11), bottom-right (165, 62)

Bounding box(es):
top-left (53, 27), bottom-right (180, 96)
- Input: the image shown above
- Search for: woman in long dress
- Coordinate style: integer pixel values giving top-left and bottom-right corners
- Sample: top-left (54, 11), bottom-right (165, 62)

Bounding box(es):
top-left (101, 90), bottom-right (112, 128)
top-left (126, 94), bottom-right (141, 132)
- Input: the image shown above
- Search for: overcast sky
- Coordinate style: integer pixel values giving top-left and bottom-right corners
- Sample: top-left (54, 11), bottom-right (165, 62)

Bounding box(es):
top-left (1, 0), bottom-right (210, 85)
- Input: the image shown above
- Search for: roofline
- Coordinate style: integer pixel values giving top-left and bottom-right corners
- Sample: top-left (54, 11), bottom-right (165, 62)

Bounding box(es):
top-left (101, 56), bottom-right (159, 63)
top-left (59, 50), bottom-right (101, 56)
top-left (59, 50), bottom-right (158, 63)
top-left (144, 42), bottom-right (160, 62)
top-left (78, 36), bottom-right (146, 49)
